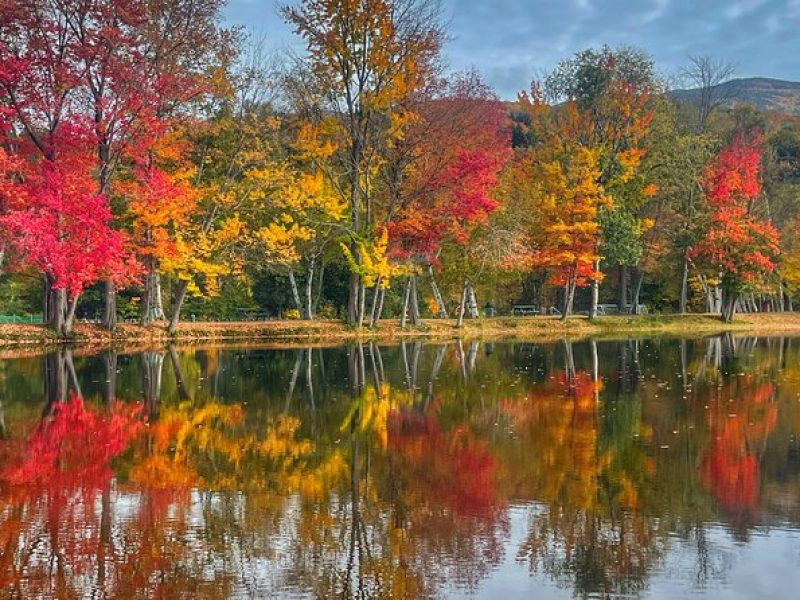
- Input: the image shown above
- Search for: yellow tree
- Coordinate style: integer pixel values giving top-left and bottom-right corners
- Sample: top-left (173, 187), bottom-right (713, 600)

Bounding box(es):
top-left (543, 46), bottom-right (656, 315)
top-left (124, 124), bottom-right (247, 334)
top-left (253, 124), bottom-right (348, 319)
top-left (154, 82), bottom-right (297, 333)
top-left (511, 89), bottom-right (610, 319)
top-left (282, 0), bottom-right (444, 325)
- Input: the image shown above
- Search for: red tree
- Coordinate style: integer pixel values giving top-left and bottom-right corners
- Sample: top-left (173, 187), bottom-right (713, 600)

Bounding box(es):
top-left (0, 0), bottom-right (230, 332)
top-left (0, 154), bottom-right (137, 333)
top-left (690, 132), bottom-right (780, 322)
top-left (384, 73), bottom-right (510, 321)
top-left (388, 74), bottom-right (510, 266)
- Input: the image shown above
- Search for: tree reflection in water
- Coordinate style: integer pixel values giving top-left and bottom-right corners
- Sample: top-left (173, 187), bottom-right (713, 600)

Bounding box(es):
top-left (0, 336), bottom-right (798, 598)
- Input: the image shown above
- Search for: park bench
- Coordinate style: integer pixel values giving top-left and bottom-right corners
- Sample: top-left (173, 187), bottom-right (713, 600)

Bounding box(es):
top-left (596, 303), bottom-right (617, 315)
top-left (235, 308), bottom-right (271, 321)
top-left (595, 303), bottom-right (648, 315)
top-left (511, 304), bottom-right (540, 316)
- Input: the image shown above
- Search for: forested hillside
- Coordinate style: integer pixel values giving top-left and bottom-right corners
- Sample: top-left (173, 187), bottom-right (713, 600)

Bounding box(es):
top-left (0, 0), bottom-right (799, 334)
top-left (670, 77), bottom-right (800, 116)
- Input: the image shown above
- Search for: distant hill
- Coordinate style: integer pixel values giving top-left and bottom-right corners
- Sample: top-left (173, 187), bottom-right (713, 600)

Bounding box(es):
top-left (668, 77), bottom-right (800, 116)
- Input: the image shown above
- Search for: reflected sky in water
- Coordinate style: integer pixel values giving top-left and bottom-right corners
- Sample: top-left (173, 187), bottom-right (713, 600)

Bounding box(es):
top-left (1, 336), bottom-right (800, 599)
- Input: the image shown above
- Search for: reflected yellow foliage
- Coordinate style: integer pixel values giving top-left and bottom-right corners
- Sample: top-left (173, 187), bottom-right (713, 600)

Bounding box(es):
top-left (130, 401), bottom-right (346, 500)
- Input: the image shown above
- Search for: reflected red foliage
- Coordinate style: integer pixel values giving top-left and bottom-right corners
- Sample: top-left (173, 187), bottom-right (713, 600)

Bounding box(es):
top-left (0, 394), bottom-right (144, 491)
top-left (387, 410), bottom-right (498, 516)
top-left (700, 379), bottom-right (777, 523)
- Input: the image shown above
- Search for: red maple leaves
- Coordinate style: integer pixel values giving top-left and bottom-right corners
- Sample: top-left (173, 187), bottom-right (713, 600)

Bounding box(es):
top-left (387, 81), bottom-right (511, 266)
top-left (690, 132), bottom-right (780, 314)
top-left (1, 159), bottom-right (137, 298)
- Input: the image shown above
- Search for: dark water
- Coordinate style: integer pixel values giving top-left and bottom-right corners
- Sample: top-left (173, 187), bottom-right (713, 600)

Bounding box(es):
top-left (1, 336), bottom-right (800, 599)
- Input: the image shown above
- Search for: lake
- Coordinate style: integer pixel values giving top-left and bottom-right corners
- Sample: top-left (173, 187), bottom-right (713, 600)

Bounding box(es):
top-left (1, 335), bottom-right (799, 599)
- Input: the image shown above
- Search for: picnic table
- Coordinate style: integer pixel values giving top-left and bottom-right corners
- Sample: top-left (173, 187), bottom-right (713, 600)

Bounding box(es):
top-left (511, 305), bottom-right (540, 316)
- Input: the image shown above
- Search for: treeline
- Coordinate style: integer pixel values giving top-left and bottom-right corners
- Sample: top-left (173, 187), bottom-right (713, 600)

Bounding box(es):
top-left (0, 0), bottom-right (799, 334)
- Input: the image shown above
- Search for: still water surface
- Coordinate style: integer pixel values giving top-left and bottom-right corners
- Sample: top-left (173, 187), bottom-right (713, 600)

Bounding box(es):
top-left (1, 336), bottom-right (800, 599)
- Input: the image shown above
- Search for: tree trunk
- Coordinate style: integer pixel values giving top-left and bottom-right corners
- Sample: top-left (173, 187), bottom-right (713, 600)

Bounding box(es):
top-left (629, 269), bottom-right (644, 314)
top-left (52, 287), bottom-right (67, 336)
top-left (43, 275), bottom-right (51, 323)
top-left (428, 265), bottom-right (448, 318)
top-left (288, 270), bottom-right (303, 317)
top-left (409, 274), bottom-right (421, 325)
top-left (313, 261), bottom-right (325, 314)
top-left (400, 278), bottom-right (412, 327)
top-left (456, 281), bottom-right (469, 328)
top-left (679, 255), bottom-right (689, 314)
top-left (304, 258), bottom-right (315, 320)
top-left (168, 280), bottom-right (189, 336)
top-left (590, 260), bottom-right (599, 319)
top-left (153, 274), bottom-right (165, 320)
top-left (357, 281), bottom-right (366, 327)
top-left (368, 278), bottom-right (382, 327)
top-left (466, 284), bottom-right (479, 318)
top-left (347, 269), bottom-right (360, 325)
top-left (721, 289), bottom-right (738, 322)
top-left (102, 279), bottom-right (117, 330)
top-left (140, 271), bottom-right (150, 327)
top-left (140, 260), bottom-right (165, 325)
top-left (561, 275), bottom-right (576, 321)
top-left (44, 275), bottom-right (66, 334)
top-left (64, 294), bottom-right (79, 336)
top-left (618, 265), bottom-right (628, 312)
top-left (375, 287), bottom-right (385, 325)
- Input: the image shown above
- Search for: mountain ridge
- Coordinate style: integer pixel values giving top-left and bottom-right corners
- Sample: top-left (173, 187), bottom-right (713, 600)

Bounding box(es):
top-left (668, 77), bottom-right (800, 116)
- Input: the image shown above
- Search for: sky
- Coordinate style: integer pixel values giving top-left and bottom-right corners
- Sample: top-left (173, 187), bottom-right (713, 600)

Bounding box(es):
top-left (223, 0), bottom-right (800, 99)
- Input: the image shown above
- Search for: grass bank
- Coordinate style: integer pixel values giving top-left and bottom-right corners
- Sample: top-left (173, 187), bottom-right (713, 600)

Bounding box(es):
top-left (2, 312), bottom-right (800, 350)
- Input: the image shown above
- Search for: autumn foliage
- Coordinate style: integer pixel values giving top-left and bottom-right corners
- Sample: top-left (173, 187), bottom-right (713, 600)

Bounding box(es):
top-left (388, 77), bottom-right (511, 266)
top-left (387, 409), bottom-right (498, 516)
top-left (699, 377), bottom-right (777, 524)
top-left (690, 133), bottom-right (780, 321)
top-left (0, 0), bottom-right (797, 331)
top-left (1, 161), bottom-right (136, 300)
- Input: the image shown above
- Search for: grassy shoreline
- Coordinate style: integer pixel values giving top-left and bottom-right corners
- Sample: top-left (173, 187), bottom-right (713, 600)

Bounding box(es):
top-left (2, 312), bottom-right (800, 352)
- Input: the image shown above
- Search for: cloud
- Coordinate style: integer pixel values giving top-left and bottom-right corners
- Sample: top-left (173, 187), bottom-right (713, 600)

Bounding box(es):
top-left (640, 0), bottom-right (670, 24)
top-left (224, 0), bottom-right (800, 99)
top-left (725, 0), bottom-right (768, 19)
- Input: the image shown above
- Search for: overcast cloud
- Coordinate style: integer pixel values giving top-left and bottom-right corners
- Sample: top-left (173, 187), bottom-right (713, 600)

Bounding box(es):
top-left (224, 0), bottom-right (800, 99)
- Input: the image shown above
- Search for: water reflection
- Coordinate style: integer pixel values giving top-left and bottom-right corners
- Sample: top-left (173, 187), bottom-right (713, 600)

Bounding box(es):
top-left (1, 336), bottom-right (800, 598)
